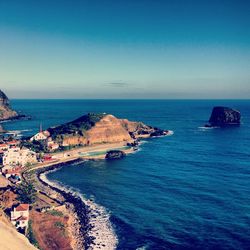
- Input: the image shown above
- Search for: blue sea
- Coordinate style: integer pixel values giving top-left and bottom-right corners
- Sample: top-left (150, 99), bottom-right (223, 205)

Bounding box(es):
top-left (4, 99), bottom-right (250, 250)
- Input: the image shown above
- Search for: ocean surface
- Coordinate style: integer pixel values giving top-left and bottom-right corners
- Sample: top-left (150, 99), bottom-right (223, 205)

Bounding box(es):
top-left (4, 99), bottom-right (250, 250)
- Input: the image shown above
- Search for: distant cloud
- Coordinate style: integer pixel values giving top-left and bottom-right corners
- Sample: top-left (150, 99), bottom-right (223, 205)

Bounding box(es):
top-left (105, 82), bottom-right (129, 88)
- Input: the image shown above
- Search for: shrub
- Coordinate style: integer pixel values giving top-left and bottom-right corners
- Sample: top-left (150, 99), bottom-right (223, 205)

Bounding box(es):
top-left (16, 182), bottom-right (37, 204)
top-left (27, 221), bottom-right (40, 248)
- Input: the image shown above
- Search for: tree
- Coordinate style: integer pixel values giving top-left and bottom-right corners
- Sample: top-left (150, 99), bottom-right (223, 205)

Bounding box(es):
top-left (16, 181), bottom-right (37, 204)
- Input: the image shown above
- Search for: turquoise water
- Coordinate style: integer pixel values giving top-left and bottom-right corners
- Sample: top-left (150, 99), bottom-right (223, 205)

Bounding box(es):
top-left (5, 100), bottom-right (250, 249)
top-left (78, 146), bottom-right (130, 156)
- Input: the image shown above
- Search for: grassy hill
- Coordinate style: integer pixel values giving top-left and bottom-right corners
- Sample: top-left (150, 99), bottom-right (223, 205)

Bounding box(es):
top-left (48, 113), bottom-right (106, 141)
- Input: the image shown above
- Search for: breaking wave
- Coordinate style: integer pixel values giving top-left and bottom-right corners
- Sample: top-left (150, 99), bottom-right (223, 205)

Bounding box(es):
top-left (40, 169), bottom-right (118, 250)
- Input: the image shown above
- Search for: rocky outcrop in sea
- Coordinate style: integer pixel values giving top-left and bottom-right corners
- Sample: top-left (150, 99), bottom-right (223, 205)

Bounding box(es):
top-left (105, 150), bottom-right (126, 160)
top-left (206, 106), bottom-right (241, 127)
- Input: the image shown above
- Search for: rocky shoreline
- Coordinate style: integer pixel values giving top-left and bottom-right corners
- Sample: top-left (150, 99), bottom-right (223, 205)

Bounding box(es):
top-left (0, 114), bottom-right (31, 123)
top-left (35, 159), bottom-right (94, 250)
top-left (34, 158), bottom-right (118, 250)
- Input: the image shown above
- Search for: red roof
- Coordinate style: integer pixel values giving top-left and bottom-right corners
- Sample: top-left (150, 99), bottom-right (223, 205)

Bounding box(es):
top-left (15, 204), bottom-right (29, 212)
top-left (5, 167), bottom-right (22, 174)
top-left (6, 172), bottom-right (21, 176)
top-left (7, 140), bottom-right (19, 145)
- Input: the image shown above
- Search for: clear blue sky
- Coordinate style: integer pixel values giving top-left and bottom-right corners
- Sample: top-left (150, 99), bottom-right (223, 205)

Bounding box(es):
top-left (0, 0), bottom-right (249, 99)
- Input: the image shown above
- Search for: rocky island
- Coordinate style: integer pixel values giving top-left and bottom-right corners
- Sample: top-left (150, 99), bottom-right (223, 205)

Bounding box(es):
top-left (105, 150), bottom-right (126, 160)
top-left (205, 106), bottom-right (241, 127)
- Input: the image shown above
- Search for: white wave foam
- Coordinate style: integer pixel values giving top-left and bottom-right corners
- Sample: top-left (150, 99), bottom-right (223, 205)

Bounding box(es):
top-left (138, 140), bottom-right (148, 145)
top-left (5, 129), bottom-right (32, 135)
top-left (167, 130), bottom-right (174, 135)
top-left (130, 148), bottom-right (141, 154)
top-left (136, 246), bottom-right (148, 250)
top-left (198, 126), bottom-right (219, 130)
top-left (40, 171), bottom-right (118, 250)
top-left (84, 197), bottom-right (118, 250)
top-left (149, 130), bottom-right (174, 139)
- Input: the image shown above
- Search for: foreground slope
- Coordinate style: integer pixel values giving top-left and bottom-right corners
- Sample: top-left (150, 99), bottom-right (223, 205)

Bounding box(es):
top-left (0, 219), bottom-right (37, 250)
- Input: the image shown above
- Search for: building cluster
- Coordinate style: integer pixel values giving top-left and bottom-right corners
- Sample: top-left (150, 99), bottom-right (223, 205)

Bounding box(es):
top-left (0, 141), bottom-right (33, 232)
top-left (11, 203), bottom-right (30, 231)
top-left (30, 129), bottom-right (59, 151)
top-left (0, 127), bottom-right (60, 234)
top-left (0, 139), bottom-right (37, 184)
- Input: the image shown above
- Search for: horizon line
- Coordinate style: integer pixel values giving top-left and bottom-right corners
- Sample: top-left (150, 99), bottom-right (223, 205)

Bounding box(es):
top-left (11, 98), bottom-right (250, 101)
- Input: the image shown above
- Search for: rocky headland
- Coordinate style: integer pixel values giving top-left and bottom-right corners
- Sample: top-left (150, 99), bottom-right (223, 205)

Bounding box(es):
top-left (1, 110), bottom-right (172, 250)
top-left (206, 106), bottom-right (241, 127)
top-left (0, 90), bottom-right (18, 121)
top-left (0, 90), bottom-right (28, 122)
top-left (48, 113), bottom-right (170, 147)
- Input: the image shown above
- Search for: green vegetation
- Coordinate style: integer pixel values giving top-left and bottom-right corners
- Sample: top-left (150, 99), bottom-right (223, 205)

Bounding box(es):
top-left (20, 140), bottom-right (48, 153)
top-left (25, 162), bottom-right (32, 168)
top-left (27, 221), bottom-right (40, 249)
top-left (59, 144), bottom-right (83, 151)
top-left (48, 113), bottom-right (106, 141)
top-left (54, 221), bottom-right (67, 237)
top-left (54, 221), bottom-right (65, 229)
top-left (46, 209), bottom-right (64, 217)
top-left (16, 181), bottom-right (37, 204)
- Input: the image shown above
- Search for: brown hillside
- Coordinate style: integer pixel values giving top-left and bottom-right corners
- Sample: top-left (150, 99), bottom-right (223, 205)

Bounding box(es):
top-left (62, 114), bottom-right (133, 146)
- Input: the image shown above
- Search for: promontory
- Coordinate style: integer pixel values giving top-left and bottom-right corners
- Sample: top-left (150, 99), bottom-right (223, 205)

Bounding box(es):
top-left (47, 113), bottom-right (171, 148)
top-left (0, 90), bottom-right (18, 121)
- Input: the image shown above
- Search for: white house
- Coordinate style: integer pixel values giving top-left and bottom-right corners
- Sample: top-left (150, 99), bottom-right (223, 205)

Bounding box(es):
top-left (47, 137), bottom-right (59, 151)
top-left (0, 143), bottom-right (9, 151)
top-left (3, 147), bottom-right (37, 167)
top-left (30, 130), bottom-right (50, 142)
top-left (3, 167), bottom-right (22, 184)
top-left (11, 204), bottom-right (29, 229)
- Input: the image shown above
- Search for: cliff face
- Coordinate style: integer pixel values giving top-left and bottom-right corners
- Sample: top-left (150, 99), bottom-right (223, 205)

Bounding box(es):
top-left (85, 115), bottom-right (132, 144)
top-left (49, 113), bottom-right (166, 147)
top-left (208, 106), bottom-right (241, 127)
top-left (0, 90), bottom-right (18, 121)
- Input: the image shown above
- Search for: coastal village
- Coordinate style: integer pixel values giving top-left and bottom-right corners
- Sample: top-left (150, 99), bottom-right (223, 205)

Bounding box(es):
top-left (0, 90), bottom-right (172, 250)
top-left (0, 125), bottom-right (135, 250)
top-left (0, 127), bottom-right (75, 249)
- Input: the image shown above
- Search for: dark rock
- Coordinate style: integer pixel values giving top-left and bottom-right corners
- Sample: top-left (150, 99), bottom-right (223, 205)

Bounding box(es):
top-left (129, 132), bottom-right (136, 139)
top-left (0, 90), bottom-right (18, 120)
top-left (127, 140), bottom-right (139, 147)
top-left (207, 106), bottom-right (241, 127)
top-left (150, 129), bottom-right (170, 137)
top-left (0, 90), bottom-right (29, 121)
top-left (150, 129), bottom-right (164, 137)
top-left (137, 130), bottom-right (150, 135)
top-left (105, 150), bottom-right (126, 160)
